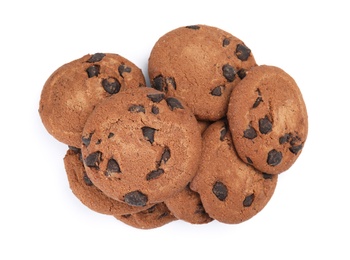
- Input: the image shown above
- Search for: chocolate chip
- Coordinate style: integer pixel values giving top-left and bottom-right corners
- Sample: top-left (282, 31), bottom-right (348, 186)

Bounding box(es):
top-left (259, 116), bottom-right (272, 134)
top-left (146, 168), bottom-right (165, 180)
top-left (166, 77), bottom-right (177, 90)
top-left (82, 133), bottom-right (93, 147)
top-left (166, 97), bottom-right (184, 110)
top-left (243, 126), bottom-right (257, 139)
top-left (152, 75), bottom-right (166, 92)
top-left (211, 86), bottom-right (223, 96)
top-left (141, 126), bottom-right (156, 144)
top-left (86, 65), bottom-right (100, 78)
top-left (243, 194), bottom-right (255, 207)
top-left (223, 38), bottom-right (230, 47)
top-left (87, 53), bottom-right (105, 63)
top-left (160, 147), bottom-right (171, 165)
top-left (118, 64), bottom-right (132, 77)
top-left (235, 44), bottom-right (251, 61)
top-left (289, 135), bottom-right (302, 146)
top-left (253, 97), bottom-right (263, 108)
top-left (186, 25), bottom-right (200, 30)
top-left (151, 105), bottom-right (159, 114)
top-left (246, 157), bottom-right (253, 164)
top-left (147, 93), bottom-right (165, 103)
top-left (147, 205), bottom-right (156, 213)
top-left (105, 158), bottom-right (121, 176)
top-left (158, 212), bottom-right (169, 219)
top-left (84, 151), bottom-right (102, 169)
top-left (95, 139), bottom-right (102, 145)
top-left (222, 64), bottom-right (236, 82)
top-left (267, 149), bottom-right (282, 166)
top-left (289, 144), bottom-right (303, 154)
top-left (262, 173), bottom-right (273, 179)
top-left (212, 181), bottom-right (228, 201)
top-left (68, 146), bottom-right (81, 153)
top-left (279, 133), bottom-right (291, 144)
top-left (108, 132), bottom-right (114, 138)
top-left (237, 68), bottom-right (247, 79)
top-left (128, 105), bottom-right (145, 113)
top-left (102, 77), bottom-right (121, 94)
top-left (124, 190), bottom-right (148, 207)
top-left (83, 172), bottom-right (94, 186)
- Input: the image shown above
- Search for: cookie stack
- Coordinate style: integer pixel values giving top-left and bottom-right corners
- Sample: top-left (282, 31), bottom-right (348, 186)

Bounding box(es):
top-left (39, 24), bottom-right (308, 229)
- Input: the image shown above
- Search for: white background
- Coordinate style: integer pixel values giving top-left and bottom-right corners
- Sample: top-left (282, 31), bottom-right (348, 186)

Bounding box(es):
top-left (1, 0), bottom-right (349, 259)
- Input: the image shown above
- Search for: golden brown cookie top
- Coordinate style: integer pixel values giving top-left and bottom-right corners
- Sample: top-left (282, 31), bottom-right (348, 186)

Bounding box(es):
top-left (81, 87), bottom-right (202, 207)
top-left (148, 24), bottom-right (257, 121)
top-left (227, 65), bottom-right (308, 174)
top-left (39, 53), bottom-right (146, 147)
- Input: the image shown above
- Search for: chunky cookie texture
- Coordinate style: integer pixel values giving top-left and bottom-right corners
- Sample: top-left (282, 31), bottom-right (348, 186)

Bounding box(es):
top-left (227, 65), bottom-right (308, 174)
top-left (190, 120), bottom-right (278, 224)
top-left (39, 24), bottom-right (308, 229)
top-left (148, 24), bottom-right (257, 121)
top-left (39, 53), bottom-right (146, 147)
top-left (81, 87), bottom-right (202, 206)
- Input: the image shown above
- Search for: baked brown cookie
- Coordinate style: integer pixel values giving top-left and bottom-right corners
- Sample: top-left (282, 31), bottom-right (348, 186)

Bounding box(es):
top-left (63, 148), bottom-right (151, 215)
top-left (190, 120), bottom-right (278, 224)
top-left (148, 24), bottom-right (257, 121)
top-left (115, 203), bottom-right (177, 229)
top-left (164, 184), bottom-right (213, 224)
top-left (39, 53), bottom-right (146, 147)
top-left (227, 65), bottom-right (308, 174)
top-left (81, 87), bottom-right (202, 207)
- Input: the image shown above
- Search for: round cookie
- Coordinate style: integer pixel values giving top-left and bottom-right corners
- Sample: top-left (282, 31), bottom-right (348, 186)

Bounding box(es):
top-left (81, 87), bottom-right (202, 207)
top-left (63, 148), bottom-right (152, 215)
top-left (39, 53), bottom-right (146, 147)
top-left (115, 203), bottom-right (177, 229)
top-left (227, 65), bottom-right (308, 174)
top-left (190, 120), bottom-right (278, 224)
top-left (164, 183), bottom-right (213, 224)
top-left (148, 24), bottom-right (257, 121)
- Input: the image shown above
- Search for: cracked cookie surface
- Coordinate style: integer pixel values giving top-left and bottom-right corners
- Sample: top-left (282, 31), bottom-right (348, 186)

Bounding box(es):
top-left (81, 87), bottom-right (202, 207)
top-left (227, 65), bottom-right (308, 174)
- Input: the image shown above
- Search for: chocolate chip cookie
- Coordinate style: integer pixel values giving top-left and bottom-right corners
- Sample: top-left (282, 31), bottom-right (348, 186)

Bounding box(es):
top-left (64, 147), bottom-right (151, 215)
top-left (115, 203), bottom-right (177, 229)
top-left (227, 65), bottom-right (308, 174)
top-left (148, 24), bottom-right (257, 121)
top-left (81, 87), bottom-right (202, 207)
top-left (39, 53), bottom-right (146, 147)
top-left (190, 120), bottom-right (278, 224)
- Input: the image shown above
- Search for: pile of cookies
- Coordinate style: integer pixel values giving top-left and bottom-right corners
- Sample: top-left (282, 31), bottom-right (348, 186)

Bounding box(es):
top-left (39, 24), bottom-right (308, 229)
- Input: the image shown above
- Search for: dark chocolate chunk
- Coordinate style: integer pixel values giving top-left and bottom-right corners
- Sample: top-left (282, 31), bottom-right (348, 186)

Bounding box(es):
top-left (102, 77), bottom-right (121, 94)
top-left (279, 133), bottom-right (291, 144)
top-left (235, 44), bottom-right (251, 61)
top-left (243, 126), bottom-right (257, 139)
top-left (95, 139), bottom-right (102, 145)
top-left (259, 116), bottom-right (272, 134)
top-left (267, 149), bottom-right (282, 166)
top-left (147, 93), bottom-right (165, 103)
top-left (262, 173), bottom-right (273, 179)
top-left (253, 97), bottom-right (263, 108)
top-left (105, 158), bottom-right (121, 176)
top-left (289, 135), bottom-right (302, 146)
top-left (223, 38), bottom-right (230, 47)
top-left (186, 25), bottom-right (200, 30)
top-left (237, 68), bottom-right (247, 79)
top-left (152, 75), bottom-right (166, 92)
top-left (212, 181), bottom-right (228, 201)
top-left (146, 168), bottom-right (165, 180)
top-left (246, 157), bottom-right (253, 164)
top-left (108, 132), bottom-right (114, 138)
top-left (160, 147), bottom-right (171, 165)
top-left (289, 144), bottom-right (303, 154)
top-left (166, 97), bottom-right (184, 110)
top-left (222, 64), bottom-right (236, 82)
top-left (84, 151), bottom-right (102, 169)
top-left (82, 133), bottom-right (93, 147)
top-left (151, 105), bottom-right (159, 114)
top-left (86, 65), bottom-right (100, 78)
top-left (87, 53), bottom-right (105, 63)
top-left (124, 190), bottom-right (148, 207)
top-left (141, 126), bottom-right (156, 144)
top-left (83, 172), bottom-right (94, 186)
top-left (166, 77), bottom-right (177, 90)
top-left (128, 105), bottom-right (145, 113)
top-left (243, 194), bottom-right (255, 207)
top-left (118, 64), bottom-right (132, 77)
top-left (158, 212), bottom-right (169, 219)
top-left (68, 146), bottom-right (81, 154)
top-left (211, 86), bottom-right (223, 96)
